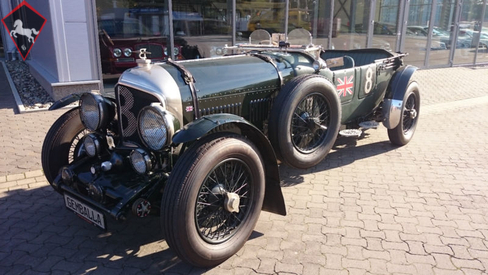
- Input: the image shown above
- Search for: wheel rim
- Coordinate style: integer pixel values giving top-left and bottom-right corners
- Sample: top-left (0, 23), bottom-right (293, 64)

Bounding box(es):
top-left (291, 93), bottom-right (330, 153)
top-left (402, 93), bottom-right (418, 135)
top-left (195, 158), bottom-right (253, 244)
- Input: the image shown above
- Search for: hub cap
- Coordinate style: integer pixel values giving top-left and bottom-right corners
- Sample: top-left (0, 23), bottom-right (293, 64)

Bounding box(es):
top-left (403, 93), bottom-right (418, 134)
top-left (291, 93), bottom-right (330, 153)
top-left (195, 159), bottom-right (252, 243)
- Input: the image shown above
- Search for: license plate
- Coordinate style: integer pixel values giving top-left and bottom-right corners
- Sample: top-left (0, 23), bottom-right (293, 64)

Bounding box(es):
top-left (64, 193), bottom-right (106, 229)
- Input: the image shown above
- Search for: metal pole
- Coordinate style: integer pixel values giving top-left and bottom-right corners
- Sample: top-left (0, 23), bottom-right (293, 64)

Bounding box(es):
top-left (167, 0), bottom-right (175, 60)
top-left (399, 0), bottom-right (411, 53)
top-left (313, 0), bottom-right (319, 40)
top-left (474, 0), bottom-right (487, 64)
top-left (232, 0), bottom-right (236, 45)
top-left (449, 0), bottom-right (462, 66)
top-left (285, 0), bottom-right (290, 38)
top-left (425, 0), bottom-right (438, 67)
top-left (366, 0), bottom-right (376, 48)
top-left (328, 0), bottom-right (334, 49)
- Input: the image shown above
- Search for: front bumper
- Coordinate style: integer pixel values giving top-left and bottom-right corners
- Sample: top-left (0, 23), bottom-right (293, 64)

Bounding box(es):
top-left (52, 159), bottom-right (167, 221)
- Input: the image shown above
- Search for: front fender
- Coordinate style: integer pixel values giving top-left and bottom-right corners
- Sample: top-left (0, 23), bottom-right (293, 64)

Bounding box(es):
top-left (172, 114), bottom-right (286, 216)
top-left (382, 65), bottom-right (417, 129)
top-left (48, 94), bottom-right (81, 110)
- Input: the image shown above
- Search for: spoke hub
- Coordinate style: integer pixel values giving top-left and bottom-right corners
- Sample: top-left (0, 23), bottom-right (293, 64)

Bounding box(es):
top-left (224, 192), bottom-right (240, 213)
top-left (408, 109), bottom-right (417, 119)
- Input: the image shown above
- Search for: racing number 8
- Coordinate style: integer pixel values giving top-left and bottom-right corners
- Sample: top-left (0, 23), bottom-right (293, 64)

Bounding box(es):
top-left (364, 67), bottom-right (374, 94)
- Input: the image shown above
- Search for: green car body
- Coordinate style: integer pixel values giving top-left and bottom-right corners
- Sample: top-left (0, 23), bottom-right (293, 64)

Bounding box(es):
top-left (43, 30), bottom-right (419, 267)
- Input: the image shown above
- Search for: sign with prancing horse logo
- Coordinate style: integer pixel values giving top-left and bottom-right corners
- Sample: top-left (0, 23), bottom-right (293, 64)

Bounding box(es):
top-left (2, 1), bottom-right (46, 60)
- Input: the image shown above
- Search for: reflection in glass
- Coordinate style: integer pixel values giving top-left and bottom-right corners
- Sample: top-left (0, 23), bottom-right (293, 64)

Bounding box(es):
top-left (173, 0), bottom-right (232, 59)
top-left (96, 1), bottom-right (171, 75)
top-left (371, 0), bottom-right (399, 51)
top-left (404, 1), bottom-right (433, 67)
top-left (331, 0), bottom-right (368, 50)
top-left (310, 0), bottom-right (332, 48)
top-left (454, 0), bottom-right (484, 65)
top-left (236, 0), bottom-right (286, 44)
top-left (477, 3), bottom-right (488, 64)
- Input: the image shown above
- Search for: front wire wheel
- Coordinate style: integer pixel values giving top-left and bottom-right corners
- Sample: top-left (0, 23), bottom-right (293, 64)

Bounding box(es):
top-left (196, 158), bottom-right (252, 244)
top-left (41, 108), bottom-right (89, 186)
top-left (161, 133), bottom-right (265, 267)
top-left (388, 81), bottom-right (420, 145)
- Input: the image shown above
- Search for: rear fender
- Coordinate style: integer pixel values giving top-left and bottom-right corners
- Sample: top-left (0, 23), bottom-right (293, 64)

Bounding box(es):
top-left (172, 114), bottom-right (286, 216)
top-left (382, 65), bottom-right (417, 129)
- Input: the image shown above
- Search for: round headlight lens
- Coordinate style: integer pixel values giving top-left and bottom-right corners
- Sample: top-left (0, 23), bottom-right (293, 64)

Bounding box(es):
top-left (80, 93), bottom-right (114, 131)
top-left (174, 47), bottom-right (180, 56)
top-left (138, 106), bottom-right (168, 150)
top-left (113, 48), bottom-right (122, 57)
top-left (163, 47), bottom-right (168, 56)
top-left (130, 149), bottom-right (152, 174)
top-left (80, 93), bottom-right (100, 131)
top-left (123, 48), bottom-right (132, 57)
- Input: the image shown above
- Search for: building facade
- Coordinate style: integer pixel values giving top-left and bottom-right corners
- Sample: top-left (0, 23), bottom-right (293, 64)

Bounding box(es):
top-left (1, 0), bottom-right (487, 100)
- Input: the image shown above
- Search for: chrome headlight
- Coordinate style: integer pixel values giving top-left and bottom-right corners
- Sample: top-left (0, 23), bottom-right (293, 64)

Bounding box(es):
top-left (80, 93), bottom-right (115, 131)
top-left (123, 48), bottom-right (132, 57)
top-left (138, 105), bottom-right (177, 151)
top-left (113, 48), bottom-right (122, 57)
top-left (174, 47), bottom-right (180, 56)
top-left (130, 149), bottom-right (152, 174)
top-left (83, 134), bottom-right (102, 157)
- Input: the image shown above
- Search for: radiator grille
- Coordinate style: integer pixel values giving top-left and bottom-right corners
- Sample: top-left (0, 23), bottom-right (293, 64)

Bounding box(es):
top-left (116, 85), bottom-right (159, 143)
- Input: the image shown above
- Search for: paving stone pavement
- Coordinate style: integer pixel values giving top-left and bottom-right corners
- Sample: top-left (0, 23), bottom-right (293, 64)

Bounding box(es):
top-left (0, 65), bottom-right (488, 274)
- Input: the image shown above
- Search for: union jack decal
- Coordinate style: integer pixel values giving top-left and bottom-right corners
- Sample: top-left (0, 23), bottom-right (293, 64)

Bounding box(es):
top-left (337, 75), bottom-right (354, 97)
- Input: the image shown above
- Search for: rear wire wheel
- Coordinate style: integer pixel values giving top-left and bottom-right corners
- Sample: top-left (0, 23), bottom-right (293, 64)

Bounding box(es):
top-left (269, 75), bottom-right (341, 169)
top-left (161, 133), bottom-right (265, 267)
top-left (388, 81), bottom-right (420, 145)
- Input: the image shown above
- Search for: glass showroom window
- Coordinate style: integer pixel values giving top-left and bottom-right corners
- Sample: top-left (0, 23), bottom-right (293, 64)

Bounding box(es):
top-left (331, 0), bottom-right (369, 50)
top-left (172, 0), bottom-right (232, 59)
top-left (96, 0), bottom-right (171, 76)
top-left (453, 0), bottom-right (485, 65)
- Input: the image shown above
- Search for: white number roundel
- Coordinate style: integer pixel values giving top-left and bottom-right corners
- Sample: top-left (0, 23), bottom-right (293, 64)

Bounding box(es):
top-left (364, 67), bottom-right (374, 94)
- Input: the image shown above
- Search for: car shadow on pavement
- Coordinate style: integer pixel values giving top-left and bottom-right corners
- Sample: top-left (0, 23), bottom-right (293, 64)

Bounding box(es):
top-left (279, 136), bottom-right (396, 187)
top-left (0, 185), bottom-right (217, 274)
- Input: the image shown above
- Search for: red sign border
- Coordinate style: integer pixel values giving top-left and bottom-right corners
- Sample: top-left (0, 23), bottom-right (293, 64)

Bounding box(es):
top-left (1, 0), bottom-right (47, 60)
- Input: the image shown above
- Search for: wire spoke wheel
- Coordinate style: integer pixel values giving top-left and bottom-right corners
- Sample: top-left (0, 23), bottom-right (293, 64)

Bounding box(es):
top-left (268, 75), bottom-right (341, 169)
top-left (195, 159), bottom-right (252, 244)
top-left (388, 81), bottom-right (420, 146)
top-left (291, 93), bottom-right (330, 153)
top-left (161, 134), bottom-right (265, 267)
top-left (402, 93), bottom-right (417, 135)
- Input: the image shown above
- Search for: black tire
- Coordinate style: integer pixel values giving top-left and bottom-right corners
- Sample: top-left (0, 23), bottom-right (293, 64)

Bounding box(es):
top-left (388, 81), bottom-right (420, 146)
top-left (41, 108), bottom-right (88, 186)
top-left (268, 75), bottom-right (341, 169)
top-left (161, 133), bottom-right (265, 267)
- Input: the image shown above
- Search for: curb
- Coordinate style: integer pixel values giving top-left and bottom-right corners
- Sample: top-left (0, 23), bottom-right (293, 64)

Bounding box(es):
top-left (1, 61), bottom-right (79, 114)
top-left (1, 61), bottom-right (25, 113)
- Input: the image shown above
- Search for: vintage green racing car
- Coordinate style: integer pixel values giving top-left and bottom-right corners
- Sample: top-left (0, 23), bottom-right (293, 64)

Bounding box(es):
top-left (42, 29), bottom-right (420, 267)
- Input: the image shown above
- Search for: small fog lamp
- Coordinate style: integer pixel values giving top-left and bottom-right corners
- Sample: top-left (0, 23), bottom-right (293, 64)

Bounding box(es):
top-left (83, 134), bottom-right (102, 157)
top-left (130, 149), bottom-right (153, 174)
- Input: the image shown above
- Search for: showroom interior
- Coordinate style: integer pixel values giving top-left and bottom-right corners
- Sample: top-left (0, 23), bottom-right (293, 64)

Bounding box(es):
top-left (0, 0), bottom-right (487, 100)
